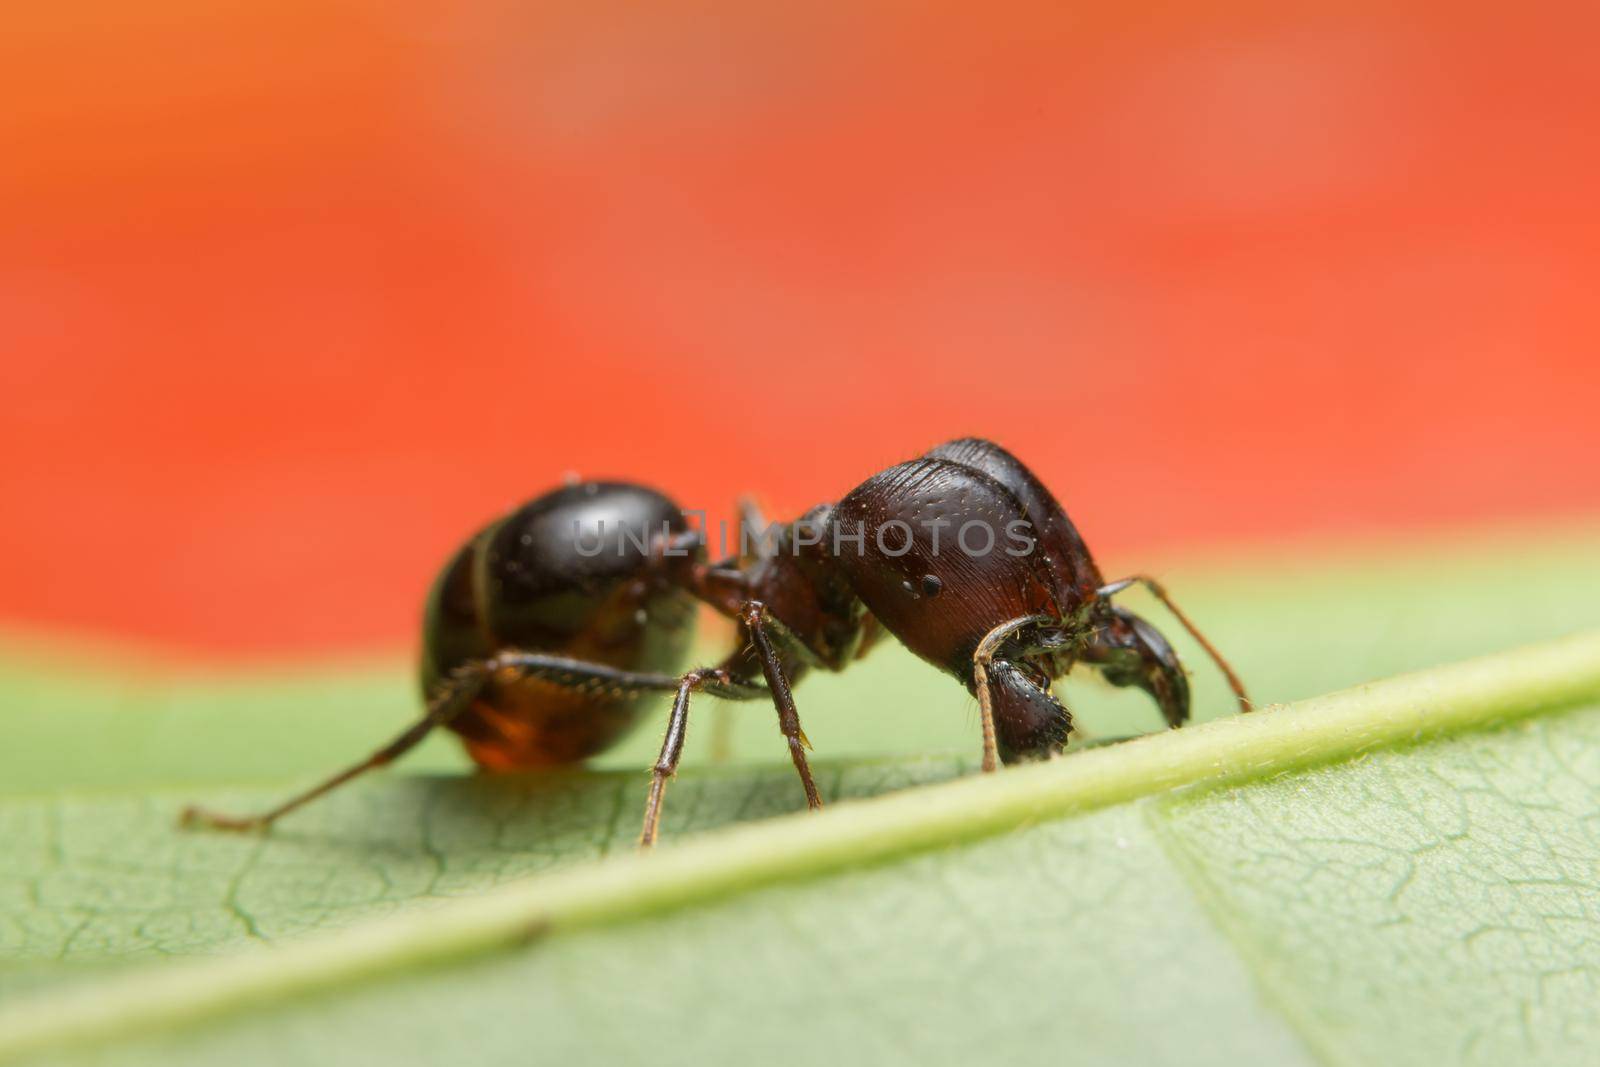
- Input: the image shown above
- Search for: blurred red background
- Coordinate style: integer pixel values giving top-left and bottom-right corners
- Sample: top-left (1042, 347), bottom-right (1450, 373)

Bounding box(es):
top-left (3, 1), bottom-right (1598, 657)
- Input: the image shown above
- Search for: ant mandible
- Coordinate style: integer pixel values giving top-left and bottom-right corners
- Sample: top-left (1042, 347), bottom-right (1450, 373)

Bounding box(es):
top-left (182, 438), bottom-right (1251, 847)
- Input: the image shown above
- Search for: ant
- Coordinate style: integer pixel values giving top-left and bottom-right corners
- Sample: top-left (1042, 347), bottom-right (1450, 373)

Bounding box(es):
top-left (182, 438), bottom-right (1250, 847)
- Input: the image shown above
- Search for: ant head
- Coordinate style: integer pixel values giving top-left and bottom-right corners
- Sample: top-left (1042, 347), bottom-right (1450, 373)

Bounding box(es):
top-left (1081, 604), bottom-right (1191, 729)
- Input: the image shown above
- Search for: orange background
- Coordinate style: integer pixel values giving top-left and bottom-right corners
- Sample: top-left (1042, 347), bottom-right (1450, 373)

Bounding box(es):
top-left (3, 2), bottom-right (1598, 657)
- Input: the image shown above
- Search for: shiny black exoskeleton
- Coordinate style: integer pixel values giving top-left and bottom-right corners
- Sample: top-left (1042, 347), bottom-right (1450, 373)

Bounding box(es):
top-left (418, 483), bottom-right (702, 769)
top-left (183, 438), bottom-right (1250, 846)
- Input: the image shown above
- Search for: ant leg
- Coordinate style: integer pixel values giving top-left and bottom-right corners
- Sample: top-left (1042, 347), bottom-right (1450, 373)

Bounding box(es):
top-left (739, 601), bottom-right (823, 811)
top-left (638, 667), bottom-right (749, 848)
top-left (1096, 575), bottom-right (1252, 713)
top-left (182, 648), bottom-right (763, 838)
top-left (971, 615), bottom-right (1053, 772)
top-left (180, 662), bottom-right (494, 832)
top-left (481, 652), bottom-right (684, 697)
top-left (985, 660), bottom-right (1075, 764)
top-left (435, 653), bottom-right (764, 849)
top-left (459, 655), bottom-right (767, 845)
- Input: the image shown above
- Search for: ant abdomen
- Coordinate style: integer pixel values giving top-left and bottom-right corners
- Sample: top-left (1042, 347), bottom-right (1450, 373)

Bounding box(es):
top-left (420, 482), bottom-right (700, 769)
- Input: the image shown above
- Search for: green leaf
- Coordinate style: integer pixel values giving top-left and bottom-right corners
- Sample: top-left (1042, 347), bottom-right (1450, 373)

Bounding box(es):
top-left (2, 527), bottom-right (1599, 1066)
top-left (1, 759), bottom-right (972, 965)
top-left (0, 635), bottom-right (1598, 1064)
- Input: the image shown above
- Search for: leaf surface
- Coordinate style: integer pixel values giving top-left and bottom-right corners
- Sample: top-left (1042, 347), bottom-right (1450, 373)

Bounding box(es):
top-left (1, 528), bottom-right (1598, 1066)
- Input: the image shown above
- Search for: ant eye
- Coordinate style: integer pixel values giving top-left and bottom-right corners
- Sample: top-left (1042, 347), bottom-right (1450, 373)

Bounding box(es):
top-left (920, 574), bottom-right (943, 598)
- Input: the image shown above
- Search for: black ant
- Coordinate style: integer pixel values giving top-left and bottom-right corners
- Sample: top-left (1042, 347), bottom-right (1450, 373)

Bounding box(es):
top-left (182, 438), bottom-right (1250, 847)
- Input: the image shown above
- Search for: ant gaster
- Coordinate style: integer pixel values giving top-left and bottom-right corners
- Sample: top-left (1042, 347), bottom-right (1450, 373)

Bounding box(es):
top-left (183, 438), bottom-right (1251, 847)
